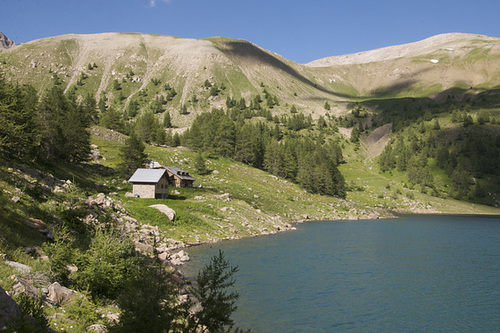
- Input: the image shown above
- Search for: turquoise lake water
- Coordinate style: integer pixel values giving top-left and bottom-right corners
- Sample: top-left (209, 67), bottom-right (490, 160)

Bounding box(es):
top-left (182, 215), bottom-right (500, 332)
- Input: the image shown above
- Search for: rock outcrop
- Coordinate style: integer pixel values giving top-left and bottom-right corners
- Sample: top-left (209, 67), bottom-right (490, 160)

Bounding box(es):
top-left (0, 31), bottom-right (15, 49)
top-left (0, 285), bottom-right (22, 328)
top-left (47, 282), bottom-right (77, 305)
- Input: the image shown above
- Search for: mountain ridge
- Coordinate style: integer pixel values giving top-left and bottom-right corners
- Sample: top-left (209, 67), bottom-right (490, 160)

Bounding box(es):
top-left (1, 31), bottom-right (500, 122)
top-left (306, 32), bottom-right (500, 66)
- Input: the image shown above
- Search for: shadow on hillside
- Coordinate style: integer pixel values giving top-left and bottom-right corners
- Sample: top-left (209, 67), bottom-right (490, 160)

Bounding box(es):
top-left (358, 86), bottom-right (500, 126)
top-left (218, 40), bottom-right (355, 99)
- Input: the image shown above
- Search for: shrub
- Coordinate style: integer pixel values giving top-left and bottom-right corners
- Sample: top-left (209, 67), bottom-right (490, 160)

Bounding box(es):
top-left (76, 229), bottom-right (141, 298)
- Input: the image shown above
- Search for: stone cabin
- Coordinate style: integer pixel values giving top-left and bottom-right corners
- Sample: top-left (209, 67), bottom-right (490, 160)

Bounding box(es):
top-left (128, 168), bottom-right (171, 199)
top-left (164, 166), bottom-right (196, 188)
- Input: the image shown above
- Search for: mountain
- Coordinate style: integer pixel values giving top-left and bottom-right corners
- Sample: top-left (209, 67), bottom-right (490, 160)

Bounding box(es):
top-left (2, 32), bottom-right (500, 124)
top-left (0, 31), bottom-right (15, 49)
top-left (306, 33), bottom-right (500, 66)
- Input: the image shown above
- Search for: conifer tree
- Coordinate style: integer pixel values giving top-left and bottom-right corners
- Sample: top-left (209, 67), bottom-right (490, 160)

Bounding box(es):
top-left (135, 111), bottom-right (157, 143)
top-left (191, 251), bottom-right (240, 333)
top-left (194, 152), bottom-right (207, 174)
top-left (0, 76), bottom-right (38, 158)
top-left (100, 106), bottom-right (125, 133)
top-left (163, 111), bottom-right (172, 128)
top-left (119, 132), bottom-right (147, 176)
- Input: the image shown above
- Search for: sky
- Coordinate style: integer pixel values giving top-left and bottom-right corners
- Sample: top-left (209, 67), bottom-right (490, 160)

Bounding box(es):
top-left (2, 0), bottom-right (500, 63)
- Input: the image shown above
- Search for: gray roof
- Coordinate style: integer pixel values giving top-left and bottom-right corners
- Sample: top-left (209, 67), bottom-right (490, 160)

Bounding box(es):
top-left (165, 166), bottom-right (196, 181)
top-left (128, 168), bottom-right (169, 183)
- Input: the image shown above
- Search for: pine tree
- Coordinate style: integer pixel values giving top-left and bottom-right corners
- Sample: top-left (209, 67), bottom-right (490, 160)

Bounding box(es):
top-left (0, 77), bottom-right (38, 158)
top-left (433, 118), bottom-right (441, 130)
top-left (163, 111), bottom-right (172, 128)
top-left (82, 93), bottom-right (98, 125)
top-left (172, 133), bottom-right (181, 147)
top-left (119, 132), bottom-right (147, 176)
top-left (135, 111), bottom-right (156, 143)
top-left (100, 106), bottom-right (125, 133)
top-left (36, 83), bottom-right (91, 162)
top-left (235, 123), bottom-right (263, 168)
top-left (214, 117), bottom-right (236, 157)
top-left (194, 152), bottom-right (206, 174)
top-left (191, 251), bottom-right (240, 333)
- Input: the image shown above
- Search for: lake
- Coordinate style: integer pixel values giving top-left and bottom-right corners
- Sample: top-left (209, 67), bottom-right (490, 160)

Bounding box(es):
top-left (182, 215), bottom-right (500, 332)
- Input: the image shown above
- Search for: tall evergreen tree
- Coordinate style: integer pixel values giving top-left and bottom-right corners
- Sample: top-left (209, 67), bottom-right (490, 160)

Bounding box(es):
top-left (0, 77), bottom-right (38, 158)
top-left (194, 152), bottom-right (207, 174)
top-left (35, 83), bottom-right (92, 163)
top-left (214, 117), bottom-right (236, 157)
top-left (163, 111), bottom-right (172, 128)
top-left (135, 111), bottom-right (157, 143)
top-left (119, 132), bottom-right (147, 176)
top-left (100, 106), bottom-right (125, 133)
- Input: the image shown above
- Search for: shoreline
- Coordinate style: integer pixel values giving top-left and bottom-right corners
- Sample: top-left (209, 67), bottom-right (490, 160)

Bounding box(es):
top-left (173, 209), bottom-right (500, 268)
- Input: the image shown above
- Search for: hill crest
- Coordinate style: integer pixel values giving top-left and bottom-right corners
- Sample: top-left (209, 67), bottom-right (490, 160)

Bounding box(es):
top-left (306, 33), bottom-right (500, 67)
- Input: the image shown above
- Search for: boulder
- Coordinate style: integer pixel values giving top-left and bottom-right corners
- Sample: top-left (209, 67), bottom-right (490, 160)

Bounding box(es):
top-left (53, 186), bottom-right (64, 193)
top-left (135, 242), bottom-right (154, 254)
top-left (172, 250), bottom-right (190, 262)
top-left (158, 252), bottom-right (170, 262)
top-left (0, 285), bottom-right (22, 327)
top-left (96, 193), bottom-right (106, 205)
top-left (11, 276), bottom-right (38, 298)
top-left (47, 282), bottom-right (77, 305)
top-left (5, 261), bottom-right (32, 274)
top-left (25, 217), bottom-right (47, 230)
top-left (149, 204), bottom-right (176, 221)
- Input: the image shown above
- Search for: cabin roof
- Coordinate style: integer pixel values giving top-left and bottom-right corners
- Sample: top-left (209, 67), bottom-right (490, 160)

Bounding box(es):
top-left (165, 166), bottom-right (196, 181)
top-left (128, 168), bottom-right (168, 183)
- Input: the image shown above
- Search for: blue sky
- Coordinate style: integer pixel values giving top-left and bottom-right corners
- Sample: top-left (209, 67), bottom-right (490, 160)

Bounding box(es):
top-left (2, 0), bottom-right (500, 63)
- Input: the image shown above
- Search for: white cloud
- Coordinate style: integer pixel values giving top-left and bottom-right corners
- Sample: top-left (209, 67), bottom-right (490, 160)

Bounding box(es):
top-left (149, 0), bottom-right (172, 7)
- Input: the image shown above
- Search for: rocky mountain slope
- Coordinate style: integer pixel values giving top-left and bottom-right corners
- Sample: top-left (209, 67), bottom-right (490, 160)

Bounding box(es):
top-left (306, 33), bottom-right (500, 66)
top-left (1, 32), bottom-right (500, 122)
top-left (0, 31), bottom-right (15, 49)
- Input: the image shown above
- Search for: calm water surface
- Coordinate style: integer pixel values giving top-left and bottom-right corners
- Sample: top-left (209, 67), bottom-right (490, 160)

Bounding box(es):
top-left (183, 215), bottom-right (500, 332)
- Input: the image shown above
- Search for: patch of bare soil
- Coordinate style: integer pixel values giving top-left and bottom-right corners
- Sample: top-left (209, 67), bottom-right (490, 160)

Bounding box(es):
top-left (362, 123), bottom-right (392, 157)
top-left (338, 127), bottom-right (352, 140)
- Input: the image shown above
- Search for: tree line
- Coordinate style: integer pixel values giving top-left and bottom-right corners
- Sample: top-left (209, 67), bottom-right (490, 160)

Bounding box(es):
top-left (181, 108), bottom-right (346, 197)
top-left (378, 122), bottom-right (500, 201)
top-left (0, 74), bottom-right (95, 163)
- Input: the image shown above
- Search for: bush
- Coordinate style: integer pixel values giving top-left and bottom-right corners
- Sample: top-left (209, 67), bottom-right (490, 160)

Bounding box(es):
top-left (76, 229), bottom-right (141, 298)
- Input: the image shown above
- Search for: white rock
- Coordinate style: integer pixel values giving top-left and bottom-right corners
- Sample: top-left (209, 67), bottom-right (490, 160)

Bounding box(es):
top-left (149, 204), bottom-right (176, 221)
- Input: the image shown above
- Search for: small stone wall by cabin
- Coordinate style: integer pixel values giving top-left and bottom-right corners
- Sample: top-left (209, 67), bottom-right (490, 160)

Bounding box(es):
top-left (132, 176), bottom-right (169, 199)
top-left (132, 183), bottom-right (156, 199)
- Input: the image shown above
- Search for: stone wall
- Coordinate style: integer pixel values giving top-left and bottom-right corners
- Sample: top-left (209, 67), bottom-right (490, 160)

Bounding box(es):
top-left (155, 177), bottom-right (169, 199)
top-left (132, 184), bottom-right (156, 198)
